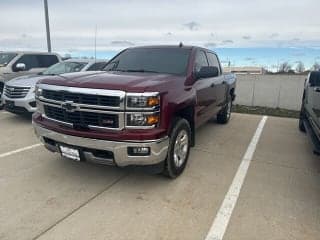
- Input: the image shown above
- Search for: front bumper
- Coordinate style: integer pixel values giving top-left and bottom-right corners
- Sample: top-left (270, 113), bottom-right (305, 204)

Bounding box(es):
top-left (3, 94), bottom-right (37, 113)
top-left (33, 122), bottom-right (169, 167)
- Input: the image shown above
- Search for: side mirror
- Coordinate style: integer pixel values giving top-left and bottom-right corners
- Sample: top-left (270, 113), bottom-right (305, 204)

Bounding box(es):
top-left (15, 63), bottom-right (26, 72)
top-left (196, 66), bottom-right (219, 80)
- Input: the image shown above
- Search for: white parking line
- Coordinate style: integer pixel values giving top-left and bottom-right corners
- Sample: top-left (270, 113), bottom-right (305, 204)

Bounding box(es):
top-left (0, 143), bottom-right (42, 159)
top-left (205, 116), bottom-right (268, 240)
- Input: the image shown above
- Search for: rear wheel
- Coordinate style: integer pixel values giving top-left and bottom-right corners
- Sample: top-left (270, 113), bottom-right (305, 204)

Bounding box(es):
top-left (217, 96), bottom-right (232, 124)
top-left (163, 118), bottom-right (191, 179)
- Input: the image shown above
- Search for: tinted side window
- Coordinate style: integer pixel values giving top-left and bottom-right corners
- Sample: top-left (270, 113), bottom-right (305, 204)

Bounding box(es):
top-left (87, 62), bottom-right (107, 71)
top-left (194, 50), bottom-right (208, 72)
top-left (309, 72), bottom-right (320, 86)
top-left (207, 53), bottom-right (221, 74)
top-left (37, 55), bottom-right (59, 67)
top-left (13, 54), bottom-right (40, 71)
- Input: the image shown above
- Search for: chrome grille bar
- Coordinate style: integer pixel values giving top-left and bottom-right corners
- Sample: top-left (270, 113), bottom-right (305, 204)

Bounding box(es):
top-left (36, 84), bottom-right (126, 130)
top-left (4, 85), bottom-right (30, 99)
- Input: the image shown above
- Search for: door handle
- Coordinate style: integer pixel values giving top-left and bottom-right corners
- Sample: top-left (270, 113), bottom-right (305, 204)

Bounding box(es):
top-left (315, 87), bottom-right (320, 93)
top-left (211, 83), bottom-right (215, 88)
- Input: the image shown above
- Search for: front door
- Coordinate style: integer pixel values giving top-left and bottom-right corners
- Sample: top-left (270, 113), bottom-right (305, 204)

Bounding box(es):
top-left (193, 50), bottom-right (216, 127)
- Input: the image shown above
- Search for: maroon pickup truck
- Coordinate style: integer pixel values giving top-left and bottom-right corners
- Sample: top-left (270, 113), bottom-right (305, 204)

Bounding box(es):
top-left (32, 45), bottom-right (236, 178)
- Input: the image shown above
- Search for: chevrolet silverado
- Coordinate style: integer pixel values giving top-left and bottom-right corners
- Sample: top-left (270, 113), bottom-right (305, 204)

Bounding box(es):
top-left (32, 45), bottom-right (236, 178)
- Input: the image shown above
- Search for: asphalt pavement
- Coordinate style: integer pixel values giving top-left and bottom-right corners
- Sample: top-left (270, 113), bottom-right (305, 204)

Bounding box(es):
top-left (0, 112), bottom-right (319, 240)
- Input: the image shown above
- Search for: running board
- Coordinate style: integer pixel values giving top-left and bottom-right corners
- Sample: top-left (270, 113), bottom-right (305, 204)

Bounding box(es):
top-left (303, 118), bottom-right (320, 155)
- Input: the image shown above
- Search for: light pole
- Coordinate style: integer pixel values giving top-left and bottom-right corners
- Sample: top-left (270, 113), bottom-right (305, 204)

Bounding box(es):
top-left (44, 0), bottom-right (52, 52)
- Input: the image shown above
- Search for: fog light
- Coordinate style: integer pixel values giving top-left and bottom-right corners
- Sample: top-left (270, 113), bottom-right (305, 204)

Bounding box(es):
top-left (29, 101), bottom-right (36, 108)
top-left (128, 147), bottom-right (151, 156)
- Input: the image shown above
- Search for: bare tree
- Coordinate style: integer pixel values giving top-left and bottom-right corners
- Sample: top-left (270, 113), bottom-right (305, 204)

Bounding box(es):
top-left (295, 61), bottom-right (305, 73)
top-left (312, 62), bottom-right (320, 71)
top-left (278, 62), bottom-right (292, 73)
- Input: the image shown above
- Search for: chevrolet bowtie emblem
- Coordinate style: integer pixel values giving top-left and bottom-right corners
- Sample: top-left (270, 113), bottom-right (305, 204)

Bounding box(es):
top-left (61, 101), bottom-right (77, 112)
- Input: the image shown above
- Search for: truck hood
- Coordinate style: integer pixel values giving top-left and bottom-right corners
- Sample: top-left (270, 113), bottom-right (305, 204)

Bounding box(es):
top-left (38, 71), bottom-right (186, 92)
top-left (6, 74), bottom-right (45, 87)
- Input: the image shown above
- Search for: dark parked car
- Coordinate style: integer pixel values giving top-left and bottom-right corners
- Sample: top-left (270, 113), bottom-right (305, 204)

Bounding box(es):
top-left (32, 45), bottom-right (236, 178)
top-left (299, 71), bottom-right (320, 154)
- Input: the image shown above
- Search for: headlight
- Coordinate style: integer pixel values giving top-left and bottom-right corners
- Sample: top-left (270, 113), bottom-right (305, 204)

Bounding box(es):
top-left (35, 85), bottom-right (42, 98)
top-left (127, 93), bottom-right (160, 109)
top-left (126, 112), bottom-right (160, 128)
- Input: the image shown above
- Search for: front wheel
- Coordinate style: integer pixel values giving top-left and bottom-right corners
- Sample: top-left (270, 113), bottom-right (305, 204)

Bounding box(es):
top-left (163, 118), bottom-right (191, 179)
top-left (217, 96), bottom-right (232, 124)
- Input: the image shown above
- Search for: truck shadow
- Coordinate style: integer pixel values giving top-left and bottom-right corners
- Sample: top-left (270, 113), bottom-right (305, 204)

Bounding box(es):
top-left (1, 112), bottom-right (32, 123)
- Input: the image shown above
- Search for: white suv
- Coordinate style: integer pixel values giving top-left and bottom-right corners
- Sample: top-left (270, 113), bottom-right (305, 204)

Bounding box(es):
top-left (3, 59), bottom-right (108, 114)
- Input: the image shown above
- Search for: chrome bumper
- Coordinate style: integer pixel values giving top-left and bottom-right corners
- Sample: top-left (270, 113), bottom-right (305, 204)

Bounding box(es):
top-left (33, 122), bottom-right (169, 167)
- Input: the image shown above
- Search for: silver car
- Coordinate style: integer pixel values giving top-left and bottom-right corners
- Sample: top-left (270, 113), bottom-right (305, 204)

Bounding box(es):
top-left (3, 59), bottom-right (108, 114)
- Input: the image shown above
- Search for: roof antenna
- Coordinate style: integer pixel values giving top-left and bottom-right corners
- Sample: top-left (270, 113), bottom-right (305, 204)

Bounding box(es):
top-left (179, 42), bottom-right (183, 47)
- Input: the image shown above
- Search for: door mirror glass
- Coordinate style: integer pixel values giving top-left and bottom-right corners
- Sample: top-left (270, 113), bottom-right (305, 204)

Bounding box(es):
top-left (15, 63), bottom-right (26, 72)
top-left (196, 66), bottom-right (219, 80)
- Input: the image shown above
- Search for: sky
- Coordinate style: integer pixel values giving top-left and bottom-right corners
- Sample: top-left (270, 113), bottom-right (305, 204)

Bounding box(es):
top-left (1, 0), bottom-right (320, 69)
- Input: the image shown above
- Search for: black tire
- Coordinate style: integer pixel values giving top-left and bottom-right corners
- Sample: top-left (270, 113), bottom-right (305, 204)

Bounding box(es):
top-left (217, 95), bottom-right (232, 124)
top-left (299, 106), bottom-right (306, 132)
top-left (299, 118), bottom-right (306, 132)
top-left (163, 118), bottom-right (191, 179)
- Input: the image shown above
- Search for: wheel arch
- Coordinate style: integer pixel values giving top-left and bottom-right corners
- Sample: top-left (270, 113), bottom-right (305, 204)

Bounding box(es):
top-left (173, 105), bottom-right (195, 147)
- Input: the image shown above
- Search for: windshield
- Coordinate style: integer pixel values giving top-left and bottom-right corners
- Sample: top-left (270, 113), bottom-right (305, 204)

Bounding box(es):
top-left (0, 53), bottom-right (17, 66)
top-left (42, 61), bottom-right (88, 75)
top-left (104, 48), bottom-right (191, 75)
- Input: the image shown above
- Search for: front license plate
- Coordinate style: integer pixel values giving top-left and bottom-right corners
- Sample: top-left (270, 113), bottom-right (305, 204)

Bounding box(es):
top-left (59, 145), bottom-right (80, 161)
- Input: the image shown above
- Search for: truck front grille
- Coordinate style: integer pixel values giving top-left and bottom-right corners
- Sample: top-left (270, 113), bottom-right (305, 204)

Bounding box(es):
top-left (4, 85), bottom-right (30, 99)
top-left (44, 105), bottom-right (119, 129)
top-left (42, 90), bottom-right (120, 107)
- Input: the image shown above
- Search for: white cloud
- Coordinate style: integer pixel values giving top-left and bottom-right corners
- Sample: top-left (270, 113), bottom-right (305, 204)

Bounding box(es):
top-left (0, 0), bottom-right (319, 51)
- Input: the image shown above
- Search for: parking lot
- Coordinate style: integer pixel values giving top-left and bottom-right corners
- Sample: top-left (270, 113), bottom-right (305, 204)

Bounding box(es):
top-left (1, 111), bottom-right (319, 240)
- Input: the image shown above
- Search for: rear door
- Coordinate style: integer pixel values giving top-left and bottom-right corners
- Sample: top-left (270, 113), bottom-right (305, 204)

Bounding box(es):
top-left (193, 50), bottom-right (216, 126)
top-left (206, 52), bottom-right (227, 108)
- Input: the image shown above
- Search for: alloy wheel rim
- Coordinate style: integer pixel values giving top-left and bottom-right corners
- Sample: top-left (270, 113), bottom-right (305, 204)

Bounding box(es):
top-left (173, 130), bottom-right (189, 168)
